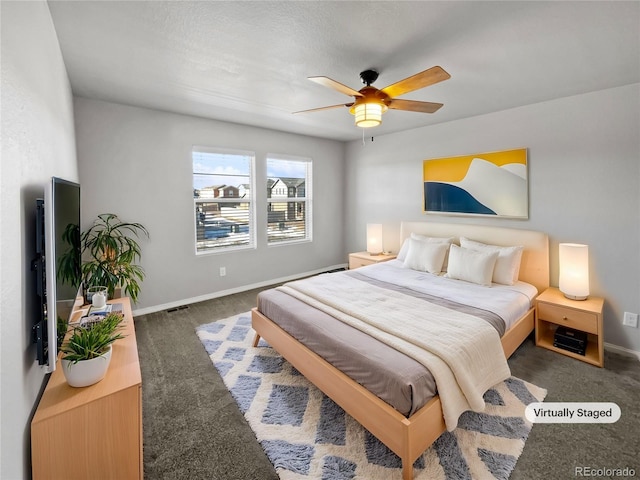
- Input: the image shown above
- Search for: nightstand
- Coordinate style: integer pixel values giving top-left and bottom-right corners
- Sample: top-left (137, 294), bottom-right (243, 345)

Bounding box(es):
top-left (348, 251), bottom-right (397, 269)
top-left (535, 287), bottom-right (604, 367)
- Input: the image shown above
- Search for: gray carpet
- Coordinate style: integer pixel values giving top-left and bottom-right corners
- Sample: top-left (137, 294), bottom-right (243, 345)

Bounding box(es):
top-left (135, 287), bottom-right (640, 480)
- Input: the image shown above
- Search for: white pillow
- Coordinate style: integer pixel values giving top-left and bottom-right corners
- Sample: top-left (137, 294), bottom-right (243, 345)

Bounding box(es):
top-left (446, 244), bottom-right (499, 286)
top-left (411, 233), bottom-right (455, 244)
top-left (402, 238), bottom-right (449, 274)
top-left (397, 234), bottom-right (455, 262)
top-left (460, 237), bottom-right (524, 285)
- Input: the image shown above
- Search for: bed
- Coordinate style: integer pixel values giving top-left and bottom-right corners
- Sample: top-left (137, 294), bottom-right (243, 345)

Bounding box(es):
top-left (251, 222), bottom-right (549, 479)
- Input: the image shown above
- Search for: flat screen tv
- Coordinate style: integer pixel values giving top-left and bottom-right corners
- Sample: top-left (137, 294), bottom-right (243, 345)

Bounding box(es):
top-left (37, 177), bottom-right (81, 372)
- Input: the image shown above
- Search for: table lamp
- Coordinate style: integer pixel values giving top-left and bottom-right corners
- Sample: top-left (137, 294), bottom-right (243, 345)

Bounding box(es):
top-left (559, 243), bottom-right (589, 300)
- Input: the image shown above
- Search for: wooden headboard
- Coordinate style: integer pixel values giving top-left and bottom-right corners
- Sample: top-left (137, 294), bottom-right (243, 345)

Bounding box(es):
top-left (400, 222), bottom-right (549, 294)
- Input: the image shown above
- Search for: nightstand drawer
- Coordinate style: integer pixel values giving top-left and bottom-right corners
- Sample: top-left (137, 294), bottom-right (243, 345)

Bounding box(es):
top-left (349, 258), bottom-right (373, 269)
top-left (538, 303), bottom-right (598, 334)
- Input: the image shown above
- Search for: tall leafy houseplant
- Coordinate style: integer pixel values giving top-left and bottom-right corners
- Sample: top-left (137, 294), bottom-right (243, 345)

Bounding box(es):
top-left (82, 214), bottom-right (149, 303)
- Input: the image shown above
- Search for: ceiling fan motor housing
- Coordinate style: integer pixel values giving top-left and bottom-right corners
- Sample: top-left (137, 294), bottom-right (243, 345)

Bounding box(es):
top-left (349, 86), bottom-right (390, 114)
top-left (359, 69), bottom-right (379, 86)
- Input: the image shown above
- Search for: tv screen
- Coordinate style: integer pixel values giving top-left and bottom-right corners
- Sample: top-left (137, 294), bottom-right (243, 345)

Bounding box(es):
top-left (42, 177), bottom-right (81, 372)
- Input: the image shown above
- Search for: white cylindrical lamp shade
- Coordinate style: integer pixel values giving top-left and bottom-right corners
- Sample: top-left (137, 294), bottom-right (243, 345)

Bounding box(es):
top-left (366, 224), bottom-right (383, 255)
top-left (354, 103), bottom-right (383, 128)
top-left (559, 243), bottom-right (589, 300)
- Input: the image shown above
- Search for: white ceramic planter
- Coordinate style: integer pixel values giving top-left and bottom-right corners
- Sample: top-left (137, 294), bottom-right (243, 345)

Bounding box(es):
top-left (61, 345), bottom-right (112, 388)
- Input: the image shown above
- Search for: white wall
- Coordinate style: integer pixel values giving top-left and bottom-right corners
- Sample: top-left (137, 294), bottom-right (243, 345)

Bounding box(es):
top-left (345, 84), bottom-right (640, 354)
top-left (0, 2), bottom-right (78, 478)
top-left (73, 98), bottom-right (345, 312)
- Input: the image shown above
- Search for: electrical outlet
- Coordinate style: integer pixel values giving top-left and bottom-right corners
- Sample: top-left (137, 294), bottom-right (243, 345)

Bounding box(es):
top-left (623, 312), bottom-right (638, 328)
top-left (219, 267), bottom-right (226, 277)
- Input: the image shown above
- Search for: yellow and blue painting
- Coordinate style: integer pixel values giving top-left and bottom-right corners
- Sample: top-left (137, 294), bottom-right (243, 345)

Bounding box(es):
top-left (423, 148), bottom-right (528, 218)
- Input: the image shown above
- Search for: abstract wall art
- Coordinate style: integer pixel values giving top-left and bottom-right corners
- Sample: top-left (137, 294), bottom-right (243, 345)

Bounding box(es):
top-left (423, 148), bottom-right (528, 218)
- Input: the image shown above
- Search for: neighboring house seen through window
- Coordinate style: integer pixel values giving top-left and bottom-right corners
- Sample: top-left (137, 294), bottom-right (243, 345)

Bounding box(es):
top-left (267, 155), bottom-right (312, 245)
top-left (193, 147), bottom-right (255, 254)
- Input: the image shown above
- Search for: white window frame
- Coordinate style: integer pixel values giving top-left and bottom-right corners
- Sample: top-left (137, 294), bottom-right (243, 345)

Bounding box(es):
top-left (266, 154), bottom-right (312, 246)
top-left (192, 146), bottom-right (256, 255)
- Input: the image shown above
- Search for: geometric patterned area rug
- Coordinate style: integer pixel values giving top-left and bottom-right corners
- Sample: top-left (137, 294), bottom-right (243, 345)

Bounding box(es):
top-left (197, 312), bottom-right (547, 480)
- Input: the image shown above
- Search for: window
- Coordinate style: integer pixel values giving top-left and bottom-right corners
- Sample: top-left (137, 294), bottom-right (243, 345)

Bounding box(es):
top-left (193, 147), bottom-right (255, 254)
top-left (267, 155), bottom-right (312, 244)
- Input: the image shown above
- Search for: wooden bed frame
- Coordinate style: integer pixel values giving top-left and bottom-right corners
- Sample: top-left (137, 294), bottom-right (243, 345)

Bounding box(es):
top-left (251, 222), bottom-right (549, 480)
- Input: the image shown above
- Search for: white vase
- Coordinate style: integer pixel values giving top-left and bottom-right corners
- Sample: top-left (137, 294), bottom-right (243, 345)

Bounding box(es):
top-left (61, 345), bottom-right (112, 388)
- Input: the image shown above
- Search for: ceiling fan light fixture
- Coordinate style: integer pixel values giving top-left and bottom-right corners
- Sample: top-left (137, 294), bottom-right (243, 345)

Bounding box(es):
top-left (353, 102), bottom-right (384, 128)
top-left (298, 66), bottom-right (450, 127)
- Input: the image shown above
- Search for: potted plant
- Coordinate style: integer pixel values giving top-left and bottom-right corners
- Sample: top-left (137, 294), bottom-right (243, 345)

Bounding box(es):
top-left (60, 312), bottom-right (125, 387)
top-left (81, 213), bottom-right (149, 303)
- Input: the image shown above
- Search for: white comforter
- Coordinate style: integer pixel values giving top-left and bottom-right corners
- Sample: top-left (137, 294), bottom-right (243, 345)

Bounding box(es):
top-left (362, 260), bottom-right (537, 329)
top-left (278, 266), bottom-right (517, 431)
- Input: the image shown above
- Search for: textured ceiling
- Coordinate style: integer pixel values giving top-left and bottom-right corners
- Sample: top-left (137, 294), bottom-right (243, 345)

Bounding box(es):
top-left (47, 1), bottom-right (640, 141)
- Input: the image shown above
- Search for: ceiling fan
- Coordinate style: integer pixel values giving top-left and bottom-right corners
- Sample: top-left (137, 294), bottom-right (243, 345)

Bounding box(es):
top-left (294, 66), bottom-right (450, 128)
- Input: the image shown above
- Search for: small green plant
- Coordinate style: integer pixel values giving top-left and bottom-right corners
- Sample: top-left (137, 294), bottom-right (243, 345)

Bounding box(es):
top-left (60, 313), bottom-right (125, 365)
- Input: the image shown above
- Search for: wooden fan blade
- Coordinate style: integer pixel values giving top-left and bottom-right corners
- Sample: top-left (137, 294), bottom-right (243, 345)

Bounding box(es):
top-left (381, 66), bottom-right (450, 98)
top-left (387, 99), bottom-right (444, 113)
top-left (308, 76), bottom-right (364, 97)
top-left (293, 103), bottom-right (352, 114)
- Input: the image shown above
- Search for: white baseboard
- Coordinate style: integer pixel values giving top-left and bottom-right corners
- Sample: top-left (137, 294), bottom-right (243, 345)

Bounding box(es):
top-left (132, 263), bottom-right (348, 316)
top-left (604, 342), bottom-right (640, 361)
